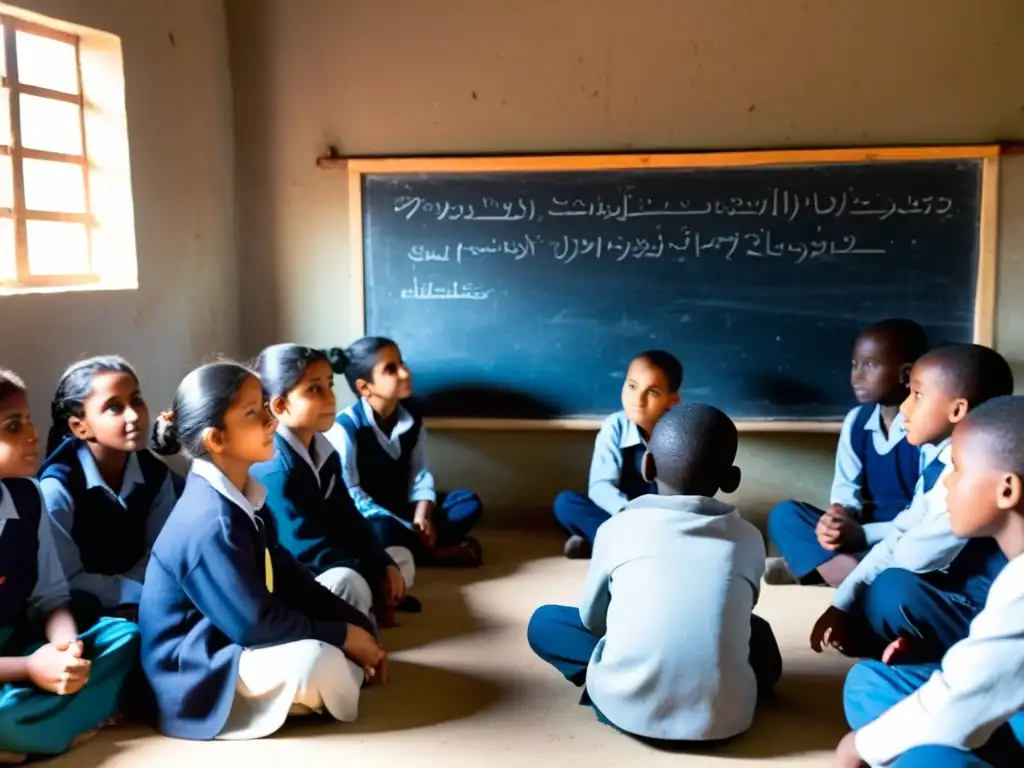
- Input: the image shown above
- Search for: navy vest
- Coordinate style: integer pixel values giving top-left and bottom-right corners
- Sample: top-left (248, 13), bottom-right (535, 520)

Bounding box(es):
top-left (0, 479), bottom-right (43, 627)
top-left (336, 403), bottom-right (421, 520)
top-left (621, 442), bottom-right (657, 501)
top-left (851, 405), bottom-right (921, 524)
top-left (39, 438), bottom-right (171, 575)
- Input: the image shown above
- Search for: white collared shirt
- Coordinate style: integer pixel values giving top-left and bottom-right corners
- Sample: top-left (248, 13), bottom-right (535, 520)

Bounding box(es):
top-left (190, 459), bottom-right (267, 527)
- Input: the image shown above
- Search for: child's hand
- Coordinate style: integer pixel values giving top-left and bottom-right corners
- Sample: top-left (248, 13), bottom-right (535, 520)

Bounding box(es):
top-left (381, 565), bottom-right (406, 606)
top-left (834, 731), bottom-right (866, 767)
top-left (27, 642), bottom-right (91, 695)
top-left (816, 506), bottom-right (866, 553)
top-left (881, 636), bottom-right (923, 665)
top-left (364, 646), bottom-right (388, 686)
top-left (810, 606), bottom-right (854, 653)
top-left (343, 624), bottom-right (386, 670)
top-left (412, 503), bottom-right (436, 548)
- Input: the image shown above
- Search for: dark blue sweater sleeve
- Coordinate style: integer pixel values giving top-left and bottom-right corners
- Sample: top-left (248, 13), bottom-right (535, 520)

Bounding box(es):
top-left (180, 514), bottom-right (360, 652)
top-left (260, 508), bottom-right (376, 633)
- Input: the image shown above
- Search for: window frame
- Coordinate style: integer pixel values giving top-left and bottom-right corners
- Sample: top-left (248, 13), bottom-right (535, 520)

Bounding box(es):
top-left (0, 14), bottom-right (95, 289)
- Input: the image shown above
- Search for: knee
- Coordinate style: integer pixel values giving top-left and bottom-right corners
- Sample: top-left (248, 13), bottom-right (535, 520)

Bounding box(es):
top-left (527, 604), bottom-right (564, 655)
top-left (553, 491), bottom-right (586, 520)
top-left (317, 568), bottom-right (374, 615)
top-left (385, 545), bottom-right (416, 588)
top-left (767, 500), bottom-right (810, 540)
top-left (862, 568), bottom-right (923, 625)
top-left (842, 660), bottom-right (890, 728)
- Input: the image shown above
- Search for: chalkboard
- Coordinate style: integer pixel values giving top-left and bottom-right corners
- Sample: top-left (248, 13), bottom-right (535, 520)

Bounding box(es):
top-left (342, 149), bottom-right (998, 427)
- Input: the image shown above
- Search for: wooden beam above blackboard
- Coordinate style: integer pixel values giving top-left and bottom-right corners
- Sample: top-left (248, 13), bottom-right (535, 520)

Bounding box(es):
top-left (317, 145), bottom-right (1000, 173)
top-left (325, 145), bottom-right (1000, 431)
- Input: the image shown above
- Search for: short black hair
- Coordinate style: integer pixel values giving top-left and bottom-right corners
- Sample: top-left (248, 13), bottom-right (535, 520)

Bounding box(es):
top-left (0, 368), bottom-right (26, 407)
top-left (634, 350), bottom-right (684, 393)
top-left (648, 402), bottom-right (738, 495)
top-left (918, 344), bottom-right (1014, 408)
top-left (861, 318), bottom-right (929, 363)
top-left (959, 395), bottom-right (1024, 476)
top-left (257, 344), bottom-right (330, 400)
top-left (327, 337), bottom-right (398, 396)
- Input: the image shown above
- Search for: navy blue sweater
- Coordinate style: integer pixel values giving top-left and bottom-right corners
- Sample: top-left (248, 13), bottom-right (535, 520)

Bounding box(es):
top-left (253, 433), bottom-right (395, 589)
top-left (139, 471), bottom-right (375, 741)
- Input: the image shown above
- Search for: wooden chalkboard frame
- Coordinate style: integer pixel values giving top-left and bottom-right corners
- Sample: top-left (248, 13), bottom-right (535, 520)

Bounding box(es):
top-left (319, 145), bottom-right (1001, 432)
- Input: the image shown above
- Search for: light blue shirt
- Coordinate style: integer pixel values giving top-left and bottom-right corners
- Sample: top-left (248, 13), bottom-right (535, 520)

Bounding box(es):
top-left (588, 411), bottom-right (645, 516)
top-left (580, 494), bottom-right (766, 740)
top-left (324, 399), bottom-right (435, 527)
top-left (831, 406), bottom-right (937, 547)
top-left (0, 479), bottom-right (70, 620)
top-left (855, 552), bottom-right (1024, 765)
top-left (41, 444), bottom-right (178, 609)
top-left (833, 439), bottom-right (959, 612)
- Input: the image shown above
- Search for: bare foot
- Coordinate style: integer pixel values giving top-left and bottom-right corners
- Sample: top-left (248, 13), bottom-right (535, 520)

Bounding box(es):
top-left (0, 751), bottom-right (26, 765)
top-left (69, 728), bottom-right (100, 749)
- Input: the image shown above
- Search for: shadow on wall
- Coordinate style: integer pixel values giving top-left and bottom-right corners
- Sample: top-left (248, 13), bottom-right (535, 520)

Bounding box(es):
top-left (415, 383), bottom-right (562, 420)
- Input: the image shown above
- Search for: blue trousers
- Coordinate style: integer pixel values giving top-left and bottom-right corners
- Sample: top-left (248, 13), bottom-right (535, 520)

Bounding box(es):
top-left (859, 568), bottom-right (978, 662)
top-left (369, 489), bottom-right (483, 558)
top-left (844, 660), bottom-right (1024, 768)
top-left (527, 604), bottom-right (782, 732)
top-left (553, 491), bottom-right (611, 545)
top-left (0, 616), bottom-right (140, 755)
top-left (767, 500), bottom-right (857, 578)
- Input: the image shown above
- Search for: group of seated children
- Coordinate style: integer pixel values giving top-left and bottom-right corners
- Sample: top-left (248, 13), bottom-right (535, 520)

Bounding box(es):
top-left (3, 320), bottom-right (1023, 766)
top-left (536, 327), bottom-right (1023, 767)
top-left (0, 336), bottom-right (482, 760)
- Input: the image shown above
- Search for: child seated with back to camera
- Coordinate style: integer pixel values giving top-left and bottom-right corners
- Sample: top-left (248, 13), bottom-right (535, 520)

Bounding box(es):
top-left (553, 350), bottom-right (682, 560)
top-left (767, 319), bottom-right (929, 586)
top-left (528, 403), bottom-right (781, 743)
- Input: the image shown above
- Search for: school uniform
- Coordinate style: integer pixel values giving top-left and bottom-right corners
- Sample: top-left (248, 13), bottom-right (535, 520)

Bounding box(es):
top-left (832, 440), bottom-right (1008, 661)
top-left (39, 438), bottom-right (180, 623)
top-left (252, 426), bottom-right (415, 617)
top-left (0, 478), bottom-right (139, 757)
top-left (552, 411), bottom-right (656, 546)
top-left (528, 495), bottom-right (782, 741)
top-left (326, 398), bottom-right (482, 558)
top-left (138, 460), bottom-right (377, 741)
top-left (768, 405), bottom-right (922, 578)
top-left (843, 552), bottom-right (1024, 768)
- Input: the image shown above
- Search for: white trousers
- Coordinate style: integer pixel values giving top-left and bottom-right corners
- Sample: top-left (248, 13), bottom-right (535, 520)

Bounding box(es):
top-left (216, 639), bottom-right (364, 740)
top-left (314, 546), bottom-right (416, 616)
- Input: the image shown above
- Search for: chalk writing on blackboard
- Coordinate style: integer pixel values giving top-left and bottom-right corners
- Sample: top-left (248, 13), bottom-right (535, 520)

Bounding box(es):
top-left (393, 189), bottom-right (954, 224)
top-left (399, 277), bottom-right (495, 301)
top-left (406, 229), bottom-right (887, 266)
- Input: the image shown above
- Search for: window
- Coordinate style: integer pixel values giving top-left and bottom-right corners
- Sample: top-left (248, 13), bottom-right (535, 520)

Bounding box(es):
top-left (0, 14), bottom-right (93, 289)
